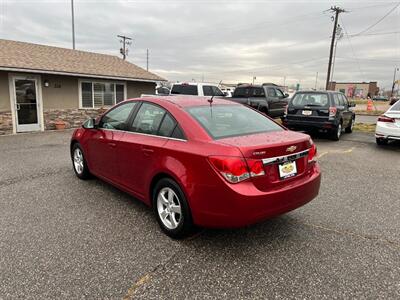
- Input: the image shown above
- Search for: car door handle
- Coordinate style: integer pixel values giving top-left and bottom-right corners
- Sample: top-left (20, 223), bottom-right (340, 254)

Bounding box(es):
top-left (108, 142), bottom-right (117, 148)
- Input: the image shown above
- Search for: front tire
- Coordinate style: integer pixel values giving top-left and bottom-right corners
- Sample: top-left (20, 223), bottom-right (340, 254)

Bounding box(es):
top-left (71, 143), bottom-right (91, 179)
top-left (153, 178), bottom-right (194, 239)
top-left (345, 117), bottom-right (354, 133)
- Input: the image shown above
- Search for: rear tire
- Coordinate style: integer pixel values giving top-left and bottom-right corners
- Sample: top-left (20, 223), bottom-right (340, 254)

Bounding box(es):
top-left (71, 143), bottom-right (91, 180)
top-left (330, 122), bottom-right (342, 141)
top-left (153, 178), bottom-right (194, 239)
top-left (376, 138), bottom-right (388, 145)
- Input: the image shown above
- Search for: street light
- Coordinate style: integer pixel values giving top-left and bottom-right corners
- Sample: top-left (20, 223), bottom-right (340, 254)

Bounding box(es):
top-left (391, 67), bottom-right (399, 98)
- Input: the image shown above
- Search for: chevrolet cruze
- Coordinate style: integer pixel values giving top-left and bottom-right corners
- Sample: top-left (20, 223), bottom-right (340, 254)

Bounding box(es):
top-left (71, 96), bottom-right (321, 238)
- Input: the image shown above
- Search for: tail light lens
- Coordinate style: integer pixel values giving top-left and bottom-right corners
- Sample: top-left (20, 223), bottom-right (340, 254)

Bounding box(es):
top-left (377, 115), bottom-right (395, 123)
top-left (208, 156), bottom-right (265, 183)
top-left (329, 106), bottom-right (337, 118)
top-left (308, 143), bottom-right (317, 163)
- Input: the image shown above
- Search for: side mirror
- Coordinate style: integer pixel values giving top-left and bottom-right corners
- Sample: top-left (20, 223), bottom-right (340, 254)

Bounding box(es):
top-left (223, 92), bottom-right (229, 97)
top-left (349, 102), bottom-right (356, 108)
top-left (284, 93), bottom-right (289, 98)
top-left (82, 118), bottom-right (96, 129)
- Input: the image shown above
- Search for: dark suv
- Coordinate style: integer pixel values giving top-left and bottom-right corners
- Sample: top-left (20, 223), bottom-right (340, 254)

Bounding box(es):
top-left (230, 84), bottom-right (289, 118)
top-left (282, 91), bottom-right (355, 141)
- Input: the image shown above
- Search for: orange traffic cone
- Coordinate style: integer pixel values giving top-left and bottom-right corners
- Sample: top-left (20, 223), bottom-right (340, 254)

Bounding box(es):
top-left (367, 99), bottom-right (373, 111)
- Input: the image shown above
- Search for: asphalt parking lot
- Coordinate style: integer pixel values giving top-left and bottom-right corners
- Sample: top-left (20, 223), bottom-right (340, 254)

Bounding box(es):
top-left (0, 130), bottom-right (399, 299)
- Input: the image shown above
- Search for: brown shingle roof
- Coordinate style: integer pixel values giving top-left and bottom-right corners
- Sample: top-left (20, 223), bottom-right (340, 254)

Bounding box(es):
top-left (0, 39), bottom-right (165, 82)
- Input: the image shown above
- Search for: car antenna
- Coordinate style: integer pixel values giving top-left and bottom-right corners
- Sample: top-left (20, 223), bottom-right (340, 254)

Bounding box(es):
top-left (208, 80), bottom-right (223, 105)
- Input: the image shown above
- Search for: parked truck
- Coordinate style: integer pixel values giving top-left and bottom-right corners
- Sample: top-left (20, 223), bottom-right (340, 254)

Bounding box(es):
top-left (229, 83), bottom-right (289, 118)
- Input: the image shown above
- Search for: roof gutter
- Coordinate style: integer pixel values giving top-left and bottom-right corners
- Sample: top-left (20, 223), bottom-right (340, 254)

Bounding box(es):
top-left (0, 66), bottom-right (166, 82)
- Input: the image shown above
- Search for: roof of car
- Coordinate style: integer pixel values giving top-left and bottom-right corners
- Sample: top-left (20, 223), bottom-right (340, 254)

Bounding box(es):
top-left (295, 90), bottom-right (339, 94)
top-left (131, 95), bottom-right (237, 108)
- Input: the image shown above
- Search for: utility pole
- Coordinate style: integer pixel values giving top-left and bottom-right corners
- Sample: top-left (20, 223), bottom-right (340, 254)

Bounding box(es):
top-left (71, 0), bottom-right (75, 49)
top-left (146, 49), bottom-right (149, 71)
top-left (252, 76), bottom-right (256, 85)
top-left (330, 24), bottom-right (344, 83)
top-left (118, 35), bottom-right (132, 60)
top-left (391, 67), bottom-right (399, 97)
top-left (326, 6), bottom-right (346, 90)
top-left (315, 72), bottom-right (319, 90)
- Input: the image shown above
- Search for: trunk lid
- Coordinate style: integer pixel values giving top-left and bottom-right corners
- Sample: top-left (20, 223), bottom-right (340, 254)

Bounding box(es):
top-left (216, 130), bottom-right (313, 191)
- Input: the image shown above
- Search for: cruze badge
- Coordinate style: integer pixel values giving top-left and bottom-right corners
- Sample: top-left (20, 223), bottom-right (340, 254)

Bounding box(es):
top-left (286, 146), bottom-right (297, 153)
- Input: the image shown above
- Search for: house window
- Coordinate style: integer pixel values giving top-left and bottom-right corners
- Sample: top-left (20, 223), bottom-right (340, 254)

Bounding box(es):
top-left (80, 81), bottom-right (125, 108)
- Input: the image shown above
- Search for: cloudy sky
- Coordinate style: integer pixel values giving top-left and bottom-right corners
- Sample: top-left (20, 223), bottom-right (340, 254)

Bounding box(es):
top-left (0, 0), bottom-right (399, 89)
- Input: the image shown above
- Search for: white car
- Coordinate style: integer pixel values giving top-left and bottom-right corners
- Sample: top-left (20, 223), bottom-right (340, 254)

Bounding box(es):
top-left (375, 100), bottom-right (400, 145)
top-left (170, 82), bottom-right (225, 97)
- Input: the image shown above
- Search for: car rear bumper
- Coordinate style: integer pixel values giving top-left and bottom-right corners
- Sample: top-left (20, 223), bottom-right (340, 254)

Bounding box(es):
top-left (191, 163), bottom-right (321, 228)
top-left (283, 118), bottom-right (337, 130)
top-left (375, 122), bottom-right (400, 140)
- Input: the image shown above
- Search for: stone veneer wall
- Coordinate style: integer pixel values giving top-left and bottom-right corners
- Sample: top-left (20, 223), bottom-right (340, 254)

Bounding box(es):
top-left (0, 111), bottom-right (13, 135)
top-left (43, 108), bottom-right (107, 130)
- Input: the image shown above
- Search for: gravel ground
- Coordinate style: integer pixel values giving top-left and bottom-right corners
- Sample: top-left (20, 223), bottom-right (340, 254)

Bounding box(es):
top-left (0, 130), bottom-right (399, 299)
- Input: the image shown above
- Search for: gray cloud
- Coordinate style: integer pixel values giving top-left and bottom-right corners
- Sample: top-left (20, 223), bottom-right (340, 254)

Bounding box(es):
top-left (0, 0), bottom-right (399, 90)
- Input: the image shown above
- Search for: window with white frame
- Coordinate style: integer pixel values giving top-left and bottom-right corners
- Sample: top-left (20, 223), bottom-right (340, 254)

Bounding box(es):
top-left (80, 81), bottom-right (125, 108)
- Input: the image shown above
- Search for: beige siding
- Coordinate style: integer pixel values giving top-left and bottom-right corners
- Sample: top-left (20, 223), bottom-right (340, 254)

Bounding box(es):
top-left (41, 75), bottom-right (79, 109)
top-left (127, 81), bottom-right (156, 98)
top-left (0, 71), bottom-right (11, 112)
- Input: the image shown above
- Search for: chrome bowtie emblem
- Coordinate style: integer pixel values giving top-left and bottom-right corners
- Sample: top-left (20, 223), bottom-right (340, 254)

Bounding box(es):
top-left (286, 145), bottom-right (297, 152)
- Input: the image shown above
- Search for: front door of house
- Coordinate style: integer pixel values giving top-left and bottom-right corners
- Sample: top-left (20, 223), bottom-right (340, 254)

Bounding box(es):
top-left (13, 78), bottom-right (41, 132)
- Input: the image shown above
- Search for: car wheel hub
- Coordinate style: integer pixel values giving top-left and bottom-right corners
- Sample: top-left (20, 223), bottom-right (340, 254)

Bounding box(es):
top-left (73, 148), bottom-right (84, 174)
top-left (157, 187), bottom-right (182, 230)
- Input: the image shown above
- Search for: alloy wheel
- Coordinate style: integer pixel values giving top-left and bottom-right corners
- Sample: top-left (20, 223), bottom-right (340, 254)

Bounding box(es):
top-left (157, 187), bottom-right (182, 230)
top-left (337, 123), bottom-right (342, 139)
top-left (73, 148), bottom-right (84, 175)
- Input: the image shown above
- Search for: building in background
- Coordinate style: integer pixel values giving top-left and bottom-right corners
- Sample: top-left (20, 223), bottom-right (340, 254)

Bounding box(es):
top-left (0, 39), bottom-right (165, 135)
top-left (328, 81), bottom-right (379, 98)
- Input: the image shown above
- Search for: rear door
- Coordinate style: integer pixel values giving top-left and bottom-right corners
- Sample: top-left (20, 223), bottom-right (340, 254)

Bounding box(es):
top-left (266, 87), bottom-right (280, 116)
top-left (340, 94), bottom-right (352, 127)
top-left (117, 102), bottom-right (168, 197)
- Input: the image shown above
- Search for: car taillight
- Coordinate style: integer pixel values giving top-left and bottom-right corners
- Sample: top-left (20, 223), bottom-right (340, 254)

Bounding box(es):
top-left (307, 143), bottom-right (317, 163)
top-left (329, 106), bottom-right (337, 118)
top-left (208, 156), bottom-right (265, 184)
top-left (377, 115), bottom-right (395, 123)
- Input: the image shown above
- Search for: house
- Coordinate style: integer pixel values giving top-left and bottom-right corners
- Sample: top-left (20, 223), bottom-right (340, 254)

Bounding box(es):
top-left (328, 81), bottom-right (379, 98)
top-left (0, 39), bottom-right (165, 135)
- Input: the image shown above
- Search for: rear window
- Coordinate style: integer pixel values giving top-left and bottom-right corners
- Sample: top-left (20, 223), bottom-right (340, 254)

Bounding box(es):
top-left (233, 87), bottom-right (265, 98)
top-left (171, 84), bottom-right (198, 95)
top-left (186, 105), bottom-right (282, 139)
top-left (291, 93), bottom-right (329, 107)
top-left (390, 101), bottom-right (400, 111)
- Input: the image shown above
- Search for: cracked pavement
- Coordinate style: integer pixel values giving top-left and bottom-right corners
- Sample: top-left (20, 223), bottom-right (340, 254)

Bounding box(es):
top-left (0, 130), bottom-right (399, 299)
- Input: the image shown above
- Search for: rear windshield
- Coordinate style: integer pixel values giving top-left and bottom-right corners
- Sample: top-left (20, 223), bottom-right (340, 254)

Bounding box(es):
top-left (186, 105), bottom-right (282, 139)
top-left (171, 84), bottom-right (198, 95)
top-left (390, 101), bottom-right (400, 111)
top-left (291, 93), bottom-right (329, 107)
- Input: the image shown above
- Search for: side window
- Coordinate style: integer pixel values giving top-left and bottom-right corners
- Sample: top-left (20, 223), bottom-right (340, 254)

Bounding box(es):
top-left (131, 103), bottom-right (166, 135)
top-left (252, 87), bottom-right (265, 97)
top-left (158, 113), bottom-right (176, 137)
top-left (99, 102), bottom-right (136, 130)
top-left (202, 86), bottom-right (213, 96)
top-left (340, 94), bottom-right (348, 107)
top-left (333, 94), bottom-right (341, 107)
top-left (171, 125), bottom-right (186, 140)
top-left (267, 88), bottom-right (276, 97)
top-left (275, 88), bottom-right (284, 98)
top-left (211, 86), bottom-right (224, 96)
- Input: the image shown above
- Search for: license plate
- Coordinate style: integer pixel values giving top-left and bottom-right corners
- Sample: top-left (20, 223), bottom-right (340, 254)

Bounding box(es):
top-left (279, 161), bottom-right (297, 179)
top-left (302, 110), bottom-right (312, 116)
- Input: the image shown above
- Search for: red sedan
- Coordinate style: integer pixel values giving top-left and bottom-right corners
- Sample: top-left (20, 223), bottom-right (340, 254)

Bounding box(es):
top-left (71, 96), bottom-right (321, 238)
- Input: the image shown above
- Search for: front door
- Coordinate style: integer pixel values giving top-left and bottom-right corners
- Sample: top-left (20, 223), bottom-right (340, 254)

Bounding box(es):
top-left (13, 78), bottom-right (41, 132)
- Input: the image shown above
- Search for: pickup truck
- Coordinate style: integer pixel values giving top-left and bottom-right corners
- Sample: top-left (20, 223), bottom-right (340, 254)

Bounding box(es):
top-left (229, 84), bottom-right (289, 118)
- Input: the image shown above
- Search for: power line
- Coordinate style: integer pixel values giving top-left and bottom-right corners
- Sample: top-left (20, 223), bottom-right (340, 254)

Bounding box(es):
top-left (351, 2), bottom-right (400, 37)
